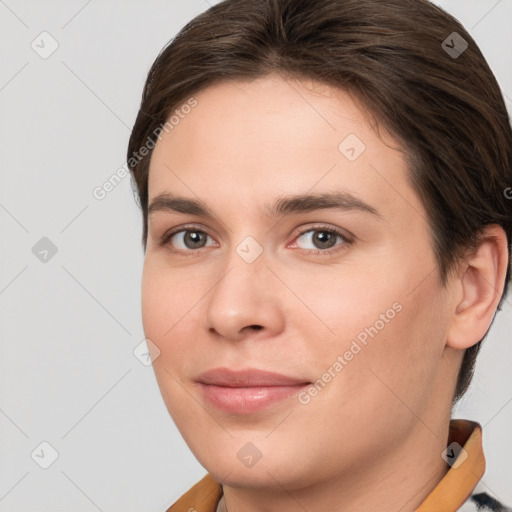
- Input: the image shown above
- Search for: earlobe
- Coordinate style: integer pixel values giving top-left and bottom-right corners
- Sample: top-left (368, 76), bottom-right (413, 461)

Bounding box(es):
top-left (446, 225), bottom-right (509, 350)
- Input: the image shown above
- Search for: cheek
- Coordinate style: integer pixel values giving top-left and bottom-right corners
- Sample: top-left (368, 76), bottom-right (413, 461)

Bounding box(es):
top-left (291, 250), bottom-right (448, 397)
top-left (141, 262), bottom-right (201, 420)
top-left (141, 258), bottom-right (218, 381)
top-left (141, 264), bottom-right (165, 347)
top-left (333, 274), bottom-right (449, 415)
top-left (141, 260), bottom-right (189, 353)
top-left (282, 259), bottom-right (404, 349)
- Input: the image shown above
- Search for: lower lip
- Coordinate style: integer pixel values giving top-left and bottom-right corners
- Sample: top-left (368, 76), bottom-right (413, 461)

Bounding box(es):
top-left (198, 383), bottom-right (309, 414)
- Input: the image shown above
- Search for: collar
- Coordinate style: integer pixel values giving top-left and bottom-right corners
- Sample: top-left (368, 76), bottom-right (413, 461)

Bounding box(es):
top-left (166, 419), bottom-right (485, 512)
top-left (416, 419), bottom-right (485, 511)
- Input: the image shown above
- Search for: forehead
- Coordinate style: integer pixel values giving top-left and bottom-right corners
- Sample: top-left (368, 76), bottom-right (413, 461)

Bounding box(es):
top-left (147, 74), bottom-right (423, 225)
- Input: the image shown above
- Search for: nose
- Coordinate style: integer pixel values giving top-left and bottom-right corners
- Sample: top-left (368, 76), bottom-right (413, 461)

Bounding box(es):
top-left (204, 252), bottom-right (285, 343)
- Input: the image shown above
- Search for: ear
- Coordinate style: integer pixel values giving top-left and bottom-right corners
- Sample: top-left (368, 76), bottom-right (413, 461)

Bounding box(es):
top-left (446, 225), bottom-right (509, 350)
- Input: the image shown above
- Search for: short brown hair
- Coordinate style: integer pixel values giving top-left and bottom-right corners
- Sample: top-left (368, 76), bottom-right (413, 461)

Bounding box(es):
top-left (127, 0), bottom-right (512, 403)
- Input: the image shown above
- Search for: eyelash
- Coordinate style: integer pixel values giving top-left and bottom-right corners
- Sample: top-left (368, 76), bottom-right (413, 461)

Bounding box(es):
top-left (159, 224), bottom-right (352, 257)
top-left (293, 225), bottom-right (352, 255)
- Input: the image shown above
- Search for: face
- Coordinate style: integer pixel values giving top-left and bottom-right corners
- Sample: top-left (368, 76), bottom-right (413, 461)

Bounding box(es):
top-left (142, 74), bottom-right (459, 490)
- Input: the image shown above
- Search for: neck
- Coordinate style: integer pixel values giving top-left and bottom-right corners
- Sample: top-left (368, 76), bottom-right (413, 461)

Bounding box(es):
top-left (217, 420), bottom-right (451, 512)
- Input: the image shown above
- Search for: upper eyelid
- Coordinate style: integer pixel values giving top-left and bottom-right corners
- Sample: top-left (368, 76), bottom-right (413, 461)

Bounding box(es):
top-left (291, 227), bottom-right (351, 250)
top-left (163, 223), bottom-right (351, 248)
top-left (295, 224), bottom-right (351, 238)
top-left (165, 223), bottom-right (349, 237)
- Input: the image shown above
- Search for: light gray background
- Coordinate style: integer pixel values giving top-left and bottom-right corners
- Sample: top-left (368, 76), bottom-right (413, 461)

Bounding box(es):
top-left (0, 1), bottom-right (511, 511)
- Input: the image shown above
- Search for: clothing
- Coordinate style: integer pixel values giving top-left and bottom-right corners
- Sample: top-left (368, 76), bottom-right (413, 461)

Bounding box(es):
top-left (458, 481), bottom-right (512, 512)
top-left (165, 419), bottom-right (510, 512)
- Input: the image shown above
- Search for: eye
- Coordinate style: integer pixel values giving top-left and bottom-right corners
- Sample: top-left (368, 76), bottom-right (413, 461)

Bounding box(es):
top-left (291, 226), bottom-right (350, 255)
top-left (161, 226), bottom-right (217, 253)
top-left (159, 224), bottom-right (352, 256)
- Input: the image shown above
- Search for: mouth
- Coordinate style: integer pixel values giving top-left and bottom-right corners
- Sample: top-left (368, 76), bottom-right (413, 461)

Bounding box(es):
top-left (195, 367), bottom-right (311, 414)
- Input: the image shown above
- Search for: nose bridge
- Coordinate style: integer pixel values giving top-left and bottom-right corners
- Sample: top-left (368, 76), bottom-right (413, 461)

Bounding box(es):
top-left (204, 235), bottom-right (284, 339)
top-left (211, 236), bottom-right (269, 313)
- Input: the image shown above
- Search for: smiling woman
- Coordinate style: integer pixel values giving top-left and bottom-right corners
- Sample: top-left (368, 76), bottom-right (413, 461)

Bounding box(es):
top-left (126, 0), bottom-right (512, 511)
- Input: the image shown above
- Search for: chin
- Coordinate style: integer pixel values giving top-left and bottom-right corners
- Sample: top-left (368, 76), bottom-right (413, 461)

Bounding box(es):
top-left (191, 438), bottom-right (317, 490)
top-left (207, 463), bottom-right (292, 489)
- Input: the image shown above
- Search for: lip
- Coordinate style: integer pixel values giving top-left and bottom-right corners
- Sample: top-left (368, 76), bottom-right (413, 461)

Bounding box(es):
top-left (196, 367), bottom-right (311, 414)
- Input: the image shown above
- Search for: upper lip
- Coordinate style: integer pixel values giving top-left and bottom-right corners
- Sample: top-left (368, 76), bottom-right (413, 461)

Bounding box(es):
top-left (196, 367), bottom-right (310, 387)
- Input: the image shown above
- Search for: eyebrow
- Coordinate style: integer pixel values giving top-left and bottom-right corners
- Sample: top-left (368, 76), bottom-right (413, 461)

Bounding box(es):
top-left (147, 191), bottom-right (382, 220)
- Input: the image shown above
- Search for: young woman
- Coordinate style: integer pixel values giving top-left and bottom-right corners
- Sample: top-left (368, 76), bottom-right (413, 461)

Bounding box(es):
top-left (127, 0), bottom-right (512, 510)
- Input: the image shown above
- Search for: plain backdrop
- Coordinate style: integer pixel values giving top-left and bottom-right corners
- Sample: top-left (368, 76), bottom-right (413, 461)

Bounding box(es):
top-left (0, 1), bottom-right (511, 511)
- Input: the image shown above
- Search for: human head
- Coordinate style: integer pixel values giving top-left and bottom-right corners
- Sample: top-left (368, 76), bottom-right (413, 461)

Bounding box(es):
top-left (127, 0), bottom-right (512, 501)
top-left (128, 0), bottom-right (511, 404)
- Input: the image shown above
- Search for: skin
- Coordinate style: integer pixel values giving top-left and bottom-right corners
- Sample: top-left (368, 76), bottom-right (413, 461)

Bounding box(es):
top-left (141, 73), bottom-right (509, 512)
